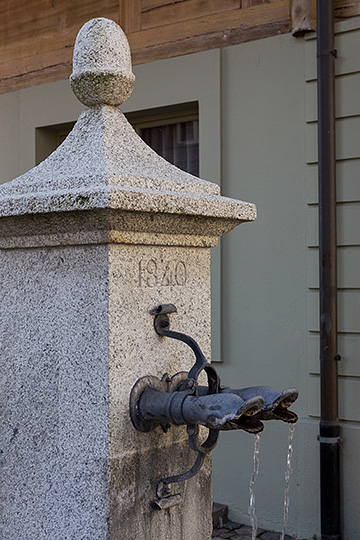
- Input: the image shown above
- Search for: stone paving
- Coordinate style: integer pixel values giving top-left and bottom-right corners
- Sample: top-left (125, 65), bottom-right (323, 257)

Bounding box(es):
top-left (212, 518), bottom-right (296, 540)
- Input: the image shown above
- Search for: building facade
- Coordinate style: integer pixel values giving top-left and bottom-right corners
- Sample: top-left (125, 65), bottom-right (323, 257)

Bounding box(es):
top-left (1, 2), bottom-right (360, 538)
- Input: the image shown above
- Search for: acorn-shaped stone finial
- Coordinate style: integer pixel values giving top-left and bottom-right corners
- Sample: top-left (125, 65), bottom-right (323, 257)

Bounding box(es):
top-left (70, 18), bottom-right (135, 107)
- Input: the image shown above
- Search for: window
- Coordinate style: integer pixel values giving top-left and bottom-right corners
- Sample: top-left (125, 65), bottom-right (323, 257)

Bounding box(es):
top-left (128, 102), bottom-right (199, 176)
top-left (35, 122), bottom-right (75, 166)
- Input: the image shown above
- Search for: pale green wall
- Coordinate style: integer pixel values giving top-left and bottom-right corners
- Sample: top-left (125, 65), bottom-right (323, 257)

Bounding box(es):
top-left (0, 92), bottom-right (21, 184)
top-left (304, 19), bottom-right (360, 540)
top-left (1, 21), bottom-right (360, 539)
top-left (212, 32), bottom-right (312, 538)
top-left (212, 21), bottom-right (360, 540)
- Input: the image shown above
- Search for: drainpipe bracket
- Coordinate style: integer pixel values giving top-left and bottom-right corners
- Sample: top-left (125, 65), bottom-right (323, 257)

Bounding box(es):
top-left (317, 435), bottom-right (342, 444)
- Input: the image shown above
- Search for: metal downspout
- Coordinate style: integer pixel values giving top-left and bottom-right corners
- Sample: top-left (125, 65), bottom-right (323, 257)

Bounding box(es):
top-left (316, 2), bottom-right (341, 539)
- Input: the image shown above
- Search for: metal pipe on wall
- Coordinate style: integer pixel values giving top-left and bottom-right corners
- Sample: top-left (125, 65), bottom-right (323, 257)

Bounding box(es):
top-left (316, 1), bottom-right (341, 539)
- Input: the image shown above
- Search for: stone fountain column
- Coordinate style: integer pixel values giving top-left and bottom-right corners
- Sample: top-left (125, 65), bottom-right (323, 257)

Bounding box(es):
top-left (0, 18), bottom-right (256, 540)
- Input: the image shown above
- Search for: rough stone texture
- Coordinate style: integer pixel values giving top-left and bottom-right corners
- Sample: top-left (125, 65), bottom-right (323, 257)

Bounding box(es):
top-left (70, 18), bottom-right (135, 106)
top-left (212, 519), bottom-right (297, 540)
top-left (213, 502), bottom-right (229, 527)
top-left (259, 533), bottom-right (294, 540)
top-left (108, 244), bottom-right (213, 539)
top-left (0, 243), bottom-right (213, 539)
top-left (234, 526), bottom-right (257, 536)
top-left (0, 245), bottom-right (110, 539)
top-left (0, 208), bottom-right (253, 250)
top-left (0, 17), bottom-right (257, 540)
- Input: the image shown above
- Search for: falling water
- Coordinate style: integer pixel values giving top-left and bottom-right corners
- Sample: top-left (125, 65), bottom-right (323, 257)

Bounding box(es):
top-left (280, 423), bottom-right (296, 540)
top-left (249, 433), bottom-right (261, 540)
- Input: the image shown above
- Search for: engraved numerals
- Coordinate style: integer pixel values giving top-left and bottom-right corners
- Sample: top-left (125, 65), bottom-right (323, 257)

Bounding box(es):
top-left (138, 259), bottom-right (187, 288)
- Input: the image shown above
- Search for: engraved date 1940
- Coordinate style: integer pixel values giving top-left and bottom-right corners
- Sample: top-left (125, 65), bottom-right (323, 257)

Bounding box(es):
top-left (138, 259), bottom-right (187, 288)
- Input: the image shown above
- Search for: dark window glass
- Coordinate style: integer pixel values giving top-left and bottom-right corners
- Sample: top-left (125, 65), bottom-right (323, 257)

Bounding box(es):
top-left (140, 119), bottom-right (199, 177)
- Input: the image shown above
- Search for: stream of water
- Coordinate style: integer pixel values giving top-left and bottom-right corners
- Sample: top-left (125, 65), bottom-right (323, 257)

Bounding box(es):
top-left (280, 423), bottom-right (296, 540)
top-left (249, 433), bottom-right (261, 540)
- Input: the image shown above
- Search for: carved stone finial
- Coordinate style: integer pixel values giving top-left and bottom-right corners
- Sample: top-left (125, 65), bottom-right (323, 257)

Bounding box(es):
top-left (70, 18), bottom-right (135, 107)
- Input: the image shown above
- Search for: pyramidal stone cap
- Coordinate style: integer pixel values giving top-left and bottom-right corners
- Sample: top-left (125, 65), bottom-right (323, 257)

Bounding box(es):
top-left (0, 18), bottom-right (256, 249)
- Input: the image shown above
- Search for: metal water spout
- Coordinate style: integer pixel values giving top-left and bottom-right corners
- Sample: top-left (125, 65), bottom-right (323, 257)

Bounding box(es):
top-left (136, 384), bottom-right (264, 431)
top-left (219, 386), bottom-right (298, 423)
top-left (130, 304), bottom-right (298, 508)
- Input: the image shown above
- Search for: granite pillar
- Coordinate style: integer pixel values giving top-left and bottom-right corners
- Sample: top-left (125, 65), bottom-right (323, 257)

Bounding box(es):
top-left (0, 18), bottom-right (256, 540)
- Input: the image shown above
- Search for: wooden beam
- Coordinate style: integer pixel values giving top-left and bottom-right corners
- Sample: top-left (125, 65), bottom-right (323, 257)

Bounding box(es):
top-left (0, 63), bottom-right (72, 95)
top-left (334, 0), bottom-right (360, 19)
top-left (289, 0), bottom-right (360, 36)
top-left (132, 19), bottom-right (290, 65)
top-left (142, 0), bottom-right (184, 11)
top-left (242, 0), bottom-right (273, 6)
top-left (0, 0), bottom-right (119, 91)
top-left (129, 0), bottom-right (290, 63)
top-left (291, 0), bottom-right (316, 36)
top-left (0, 0), bottom-right (291, 94)
top-left (119, 0), bottom-right (142, 33)
top-left (141, 0), bottom-right (241, 31)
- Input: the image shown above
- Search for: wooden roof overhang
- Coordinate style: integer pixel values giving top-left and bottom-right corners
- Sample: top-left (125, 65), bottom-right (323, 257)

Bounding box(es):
top-left (0, 0), bottom-right (358, 94)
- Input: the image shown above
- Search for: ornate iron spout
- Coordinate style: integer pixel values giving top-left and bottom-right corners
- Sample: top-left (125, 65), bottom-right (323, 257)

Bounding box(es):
top-left (197, 386), bottom-right (298, 424)
top-left (220, 386), bottom-right (298, 423)
top-left (129, 304), bottom-right (298, 508)
top-left (136, 384), bottom-right (264, 430)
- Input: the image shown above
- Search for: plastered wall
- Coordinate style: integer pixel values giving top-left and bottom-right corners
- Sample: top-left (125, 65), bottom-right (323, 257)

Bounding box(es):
top-left (212, 31), bottom-right (310, 538)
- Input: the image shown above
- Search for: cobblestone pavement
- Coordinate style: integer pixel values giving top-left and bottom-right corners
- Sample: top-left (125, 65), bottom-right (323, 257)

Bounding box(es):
top-left (212, 519), bottom-right (297, 540)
